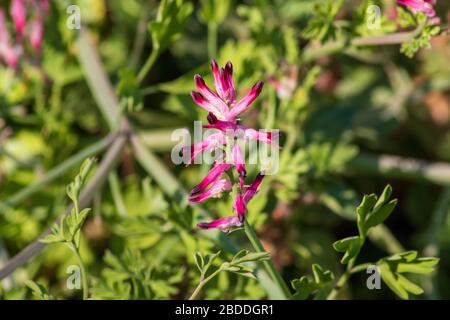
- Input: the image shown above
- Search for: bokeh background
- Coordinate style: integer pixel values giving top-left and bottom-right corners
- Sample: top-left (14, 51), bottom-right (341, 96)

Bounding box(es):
top-left (1, 0), bottom-right (450, 299)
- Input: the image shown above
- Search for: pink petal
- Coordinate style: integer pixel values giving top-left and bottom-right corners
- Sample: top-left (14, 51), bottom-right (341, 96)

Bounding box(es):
top-left (182, 133), bottom-right (226, 165)
top-left (0, 10), bottom-right (19, 68)
top-left (227, 81), bottom-right (264, 120)
top-left (243, 128), bottom-right (280, 147)
top-left (29, 18), bottom-right (43, 51)
top-left (190, 162), bottom-right (231, 194)
top-left (243, 172), bottom-right (265, 204)
top-left (211, 60), bottom-right (227, 100)
top-left (194, 74), bottom-right (229, 118)
top-left (223, 61), bottom-right (236, 104)
top-left (191, 91), bottom-right (224, 116)
top-left (189, 178), bottom-right (232, 203)
top-left (197, 215), bottom-right (243, 231)
top-left (232, 143), bottom-right (246, 189)
top-left (234, 193), bottom-right (246, 222)
top-left (10, 0), bottom-right (26, 37)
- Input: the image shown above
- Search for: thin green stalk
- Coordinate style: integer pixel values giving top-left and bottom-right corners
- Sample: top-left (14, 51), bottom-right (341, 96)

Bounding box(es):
top-left (207, 22), bottom-right (218, 59)
top-left (303, 20), bottom-right (427, 62)
top-left (327, 262), bottom-right (375, 299)
top-left (344, 153), bottom-right (450, 187)
top-left (422, 187), bottom-right (450, 299)
top-left (244, 220), bottom-right (291, 299)
top-left (76, 30), bottom-right (119, 130)
top-left (0, 134), bottom-right (115, 211)
top-left (68, 242), bottom-right (88, 300)
top-left (189, 268), bottom-right (222, 300)
top-left (108, 172), bottom-right (128, 217)
top-left (137, 50), bottom-right (159, 83)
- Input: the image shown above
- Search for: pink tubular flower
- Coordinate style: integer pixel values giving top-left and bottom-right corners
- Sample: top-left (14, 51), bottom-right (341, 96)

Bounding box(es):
top-left (186, 60), bottom-right (275, 233)
top-left (197, 173), bottom-right (265, 232)
top-left (182, 132), bottom-right (226, 165)
top-left (204, 112), bottom-right (280, 147)
top-left (268, 63), bottom-right (298, 99)
top-left (197, 215), bottom-right (243, 232)
top-left (397, 0), bottom-right (436, 18)
top-left (190, 161), bottom-right (232, 196)
top-left (0, 10), bottom-right (19, 68)
top-left (189, 178), bottom-right (232, 203)
top-left (10, 0), bottom-right (26, 38)
top-left (28, 18), bottom-right (43, 51)
top-left (232, 143), bottom-right (246, 189)
top-left (192, 60), bottom-right (264, 121)
top-left (242, 172), bottom-right (265, 204)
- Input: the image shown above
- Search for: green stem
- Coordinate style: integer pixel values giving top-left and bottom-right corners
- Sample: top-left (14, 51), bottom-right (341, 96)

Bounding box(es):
top-left (189, 269), bottom-right (222, 300)
top-left (68, 242), bottom-right (88, 300)
top-left (303, 20), bottom-right (427, 62)
top-left (344, 153), bottom-right (450, 187)
top-left (137, 50), bottom-right (159, 83)
top-left (244, 220), bottom-right (291, 299)
top-left (108, 172), bottom-right (128, 217)
top-left (207, 22), bottom-right (218, 60)
top-left (327, 262), bottom-right (372, 300)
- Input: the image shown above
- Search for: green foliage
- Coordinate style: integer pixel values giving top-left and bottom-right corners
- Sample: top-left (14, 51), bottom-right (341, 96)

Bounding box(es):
top-left (199, 0), bottom-right (231, 25)
top-left (333, 185), bottom-right (396, 264)
top-left (117, 68), bottom-right (143, 112)
top-left (25, 281), bottom-right (55, 300)
top-left (291, 264), bottom-right (334, 300)
top-left (332, 186), bottom-right (438, 299)
top-left (92, 249), bottom-right (184, 299)
top-left (0, 0), bottom-right (447, 302)
top-left (302, 0), bottom-right (344, 42)
top-left (401, 25), bottom-right (440, 58)
top-left (149, 0), bottom-right (193, 52)
top-left (42, 158), bottom-right (95, 249)
top-left (377, 251), bottom-right (439, 300)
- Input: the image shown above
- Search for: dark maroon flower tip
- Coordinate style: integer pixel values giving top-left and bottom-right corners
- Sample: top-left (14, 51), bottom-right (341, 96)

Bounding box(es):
top-left (211, 59), bottom-right (219, 70)
top-left (238, 168), bottom-right (247, 178)
top-left (207, 112), bottom-right (218, 124)
top-left (225, 61), bottom-right (233, 75)
top-left (191, 91), bottom-right (205, 103)
top-left (197, 222), bottom-right (211, 229)
top-left (194, 74), bottom-right (205, 85)
top-left (254, 81), bottom-right (264, 94)
top-left (190, 184), bottom-right (202, 195)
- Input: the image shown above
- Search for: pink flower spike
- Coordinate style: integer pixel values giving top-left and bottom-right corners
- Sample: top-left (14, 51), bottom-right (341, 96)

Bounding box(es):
top-left (232, 143), bottom-right (246, 189)
top-left (227, 81), bottom-right (264, 120)
top-left (10, 0), bottom-right (27, 38)
top-left (243, 172), bottom-right (265, 204)
top-left (194, 74), bottom-right (229, 118)
top-left (29, 18), bottom-right (43, 51)
top-left (234, 193), bottom-right (246, 222)
top-left (197, 215), bottom-right (243, 232)
top-left (189, 178), bottom-right (232, 203)
top-left (190, 162), bottom-right (231, 195)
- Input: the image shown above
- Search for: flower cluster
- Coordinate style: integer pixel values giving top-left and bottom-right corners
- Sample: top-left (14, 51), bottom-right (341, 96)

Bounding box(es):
top-left (397, 0), bottom-right (438, 18)
top-left (184, 60), bottom-right (278, 232)
top-left (0, 0), bottom-right (49, 69)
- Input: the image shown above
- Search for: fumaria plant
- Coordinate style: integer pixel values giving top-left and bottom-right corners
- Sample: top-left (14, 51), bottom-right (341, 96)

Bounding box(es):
top-left (0, 0), bottom-right (447, 300)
